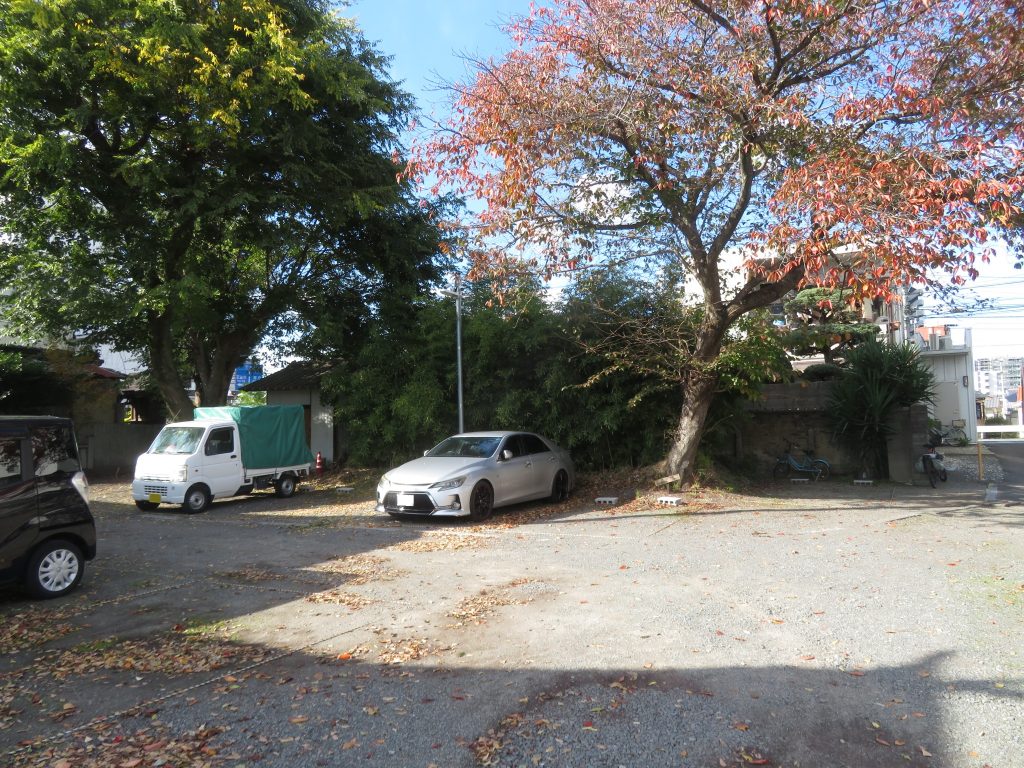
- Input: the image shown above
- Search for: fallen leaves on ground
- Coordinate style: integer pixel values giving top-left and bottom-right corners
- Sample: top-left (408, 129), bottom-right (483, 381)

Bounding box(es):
top-left (215, 567), bottom-right (283, 582)
top-left (305, 589), bottom-right (374, 609)
top-left (387, 531), bottom-right (489, 552)
top-left (468, 732), bottom-right (504, 766)
top-left (29, 631), bottom-right (271, 682)
top-left (372, 629), bottom-right (450, 665)
top-left (0, 606), bottom-right (78, 655)
top-left (9, 723), bottom-right (225, 768)
top-left (448, 579), bottom-right (537, 627)
top-left (307, 554), bottom-right (406, 585)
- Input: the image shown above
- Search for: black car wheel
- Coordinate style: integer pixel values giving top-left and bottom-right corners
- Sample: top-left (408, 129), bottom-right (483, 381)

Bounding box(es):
top-left (469, 481), bottom-right (494, 522)
top-left (26, 539), bottom-right (84, 599)
top-left (182, 484), bottom-right (211, 514)
top-left (275, 474), bottom-right (296, 498)
top-left (549, 470), bottom-right (570, 503)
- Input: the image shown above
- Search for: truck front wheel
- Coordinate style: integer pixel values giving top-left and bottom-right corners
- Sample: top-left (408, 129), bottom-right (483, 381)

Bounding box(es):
top-left (275, 474), bottom-right (296, 498)
top-left (182, 484), bottom-right (211, 514)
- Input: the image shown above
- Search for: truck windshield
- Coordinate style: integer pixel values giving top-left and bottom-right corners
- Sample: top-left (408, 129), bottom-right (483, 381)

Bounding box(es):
top-left (149, 427), bottom-right (205, 455)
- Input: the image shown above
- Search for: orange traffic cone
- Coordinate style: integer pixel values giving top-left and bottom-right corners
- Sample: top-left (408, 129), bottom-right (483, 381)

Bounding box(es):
top-left (315, 451), bottom-right (324, 476)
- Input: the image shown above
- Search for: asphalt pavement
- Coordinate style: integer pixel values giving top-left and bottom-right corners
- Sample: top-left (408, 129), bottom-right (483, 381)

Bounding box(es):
top-left (984, 439), bottom-right (1024, 504)
top-left (1, 465), bottom-right (1021, 768)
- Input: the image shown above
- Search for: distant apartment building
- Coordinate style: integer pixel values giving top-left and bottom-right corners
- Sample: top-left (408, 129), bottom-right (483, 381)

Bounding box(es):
top-left (974, 356), bottom-right (1023, 420)
top-left (974, 356), bottom-right (1023, 394)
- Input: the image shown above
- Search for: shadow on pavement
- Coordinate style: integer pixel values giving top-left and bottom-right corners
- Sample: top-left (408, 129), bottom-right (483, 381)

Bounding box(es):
top-left (2, 478), bottom-right (1020, 768)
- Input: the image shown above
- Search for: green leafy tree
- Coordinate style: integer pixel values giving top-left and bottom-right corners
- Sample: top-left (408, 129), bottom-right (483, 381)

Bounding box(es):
top-left (334, 269), bottom-right (788, 472)
top-left (0, 0), bottom-right (439, 418)
top-left (561, 270), bottom-right (792, 468)
top-left (0, 350), bottom-right (74, 414)
top-left (782, 289), bottom-right (879, 365)
top-left (829, 342), bottom-right (935, 478)
top-left (327, 293), bottom-right (455, 466)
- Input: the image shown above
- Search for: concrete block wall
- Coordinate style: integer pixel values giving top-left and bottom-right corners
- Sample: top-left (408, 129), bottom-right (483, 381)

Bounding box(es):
top-left (78, 423), bottom-right (163, 476)
top-left (885, 404), bottom-right (931, 484)
top-left (740, 409), bottom-right (857, 475)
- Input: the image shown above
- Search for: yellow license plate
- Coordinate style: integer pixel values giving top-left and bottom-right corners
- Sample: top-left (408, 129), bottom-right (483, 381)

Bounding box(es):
top-left (148, 493), bottom-right (161, 503)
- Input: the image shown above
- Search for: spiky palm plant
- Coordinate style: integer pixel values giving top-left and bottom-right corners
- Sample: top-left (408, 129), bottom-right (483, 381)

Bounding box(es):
top-left (829, 342), bottom-right (936, 478)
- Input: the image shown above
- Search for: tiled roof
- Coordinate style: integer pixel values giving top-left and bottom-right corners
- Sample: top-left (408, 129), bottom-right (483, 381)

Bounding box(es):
top-left (84, 363), bottom-right (127, 379)
top-left (242, 361), bottom-right (332, 392)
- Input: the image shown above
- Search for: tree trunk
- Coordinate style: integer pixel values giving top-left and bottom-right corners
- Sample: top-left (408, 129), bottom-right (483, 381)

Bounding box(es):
top-left (147, 314), bottom-right (194, 420)
top-left (664, 368), bottom-right (720, 481)
top-left (191, 330), bottom-right (260, 406)
top-left (196, 353), bottom-right (237, 406)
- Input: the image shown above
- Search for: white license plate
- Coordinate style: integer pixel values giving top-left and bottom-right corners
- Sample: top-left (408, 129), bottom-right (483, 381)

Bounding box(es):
top-left (148, 493), bottom-right (161, 503)
top-left (397, 493), bottom-right (415, 507)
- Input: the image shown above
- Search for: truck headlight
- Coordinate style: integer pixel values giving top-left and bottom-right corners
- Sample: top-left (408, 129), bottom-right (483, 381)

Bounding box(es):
top-left (175, 466), bottom-right (188, 482)
top-left (429, 476), bottom-right (466, 492)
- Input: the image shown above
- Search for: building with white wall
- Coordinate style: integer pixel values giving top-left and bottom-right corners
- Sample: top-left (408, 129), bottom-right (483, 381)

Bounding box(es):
top-left (913, 326), bottom-right (977, 441)
top-left (241, 362), bottom-right (340, 463)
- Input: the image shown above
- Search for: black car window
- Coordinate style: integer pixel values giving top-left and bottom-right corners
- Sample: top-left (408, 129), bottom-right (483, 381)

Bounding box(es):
top-left (205, 427), bottom-right (234, 456)
top-left (0, 438), bottom-right (22, 487)
top-left (503, 435), bottom-right (527, 458)
top-left (521, 434), bottom-right (550, 455)
top-left (31, 426), bottom-right (79, 477)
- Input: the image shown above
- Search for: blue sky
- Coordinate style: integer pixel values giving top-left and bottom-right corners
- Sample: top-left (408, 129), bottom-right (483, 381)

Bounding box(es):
top-left (350, 0), bottom-right (532, 119)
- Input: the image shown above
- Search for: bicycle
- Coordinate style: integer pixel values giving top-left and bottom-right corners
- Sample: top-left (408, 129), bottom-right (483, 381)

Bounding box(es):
top-left (929, 422), bottom-right (967, 446)
top-left (772, 444), bottom-right (830, 481)
top-left (919, 442), bottom-right (948, 488)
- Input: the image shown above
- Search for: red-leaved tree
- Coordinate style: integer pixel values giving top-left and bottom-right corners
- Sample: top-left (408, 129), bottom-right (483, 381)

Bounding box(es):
top-left (412, 0), bottom-right (1024, 480)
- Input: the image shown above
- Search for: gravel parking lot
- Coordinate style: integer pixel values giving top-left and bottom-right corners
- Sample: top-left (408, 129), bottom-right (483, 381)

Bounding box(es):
top-left (2, 468), bottom-right (1021, 768)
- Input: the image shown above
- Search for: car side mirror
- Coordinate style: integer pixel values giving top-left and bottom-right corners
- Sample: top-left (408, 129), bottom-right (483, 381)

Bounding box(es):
top-left (500, 449), bottom-right (513, 461)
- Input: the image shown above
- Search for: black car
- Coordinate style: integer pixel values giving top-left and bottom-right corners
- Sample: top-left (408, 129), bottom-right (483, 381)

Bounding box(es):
top-left (0, 416), bottom-right (96, 598)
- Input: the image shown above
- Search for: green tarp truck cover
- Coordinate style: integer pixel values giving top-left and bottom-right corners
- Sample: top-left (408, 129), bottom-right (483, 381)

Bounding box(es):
top-left (193, 406), bottom-right (313, 470)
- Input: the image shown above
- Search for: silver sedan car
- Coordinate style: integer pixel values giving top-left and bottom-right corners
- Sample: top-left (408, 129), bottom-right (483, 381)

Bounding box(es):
top-left (376, 431), bottom-right (575, 521)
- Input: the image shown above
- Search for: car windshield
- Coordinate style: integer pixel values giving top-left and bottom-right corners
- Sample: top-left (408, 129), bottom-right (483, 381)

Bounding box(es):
top-left (149, 426), bottom-right (205, 455)
top-left (426, 436), bottom-right (502, 459)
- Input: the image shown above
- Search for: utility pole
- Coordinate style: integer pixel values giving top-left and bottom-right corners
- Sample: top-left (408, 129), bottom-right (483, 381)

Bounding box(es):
top-left (440, 275), bottom-right (465, 433)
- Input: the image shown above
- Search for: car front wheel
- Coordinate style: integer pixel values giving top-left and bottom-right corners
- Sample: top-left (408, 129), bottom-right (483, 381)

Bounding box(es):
top-left (26, 539), bottom-right (84, 599)
top-left (468, 481), bottom-right (494, 522)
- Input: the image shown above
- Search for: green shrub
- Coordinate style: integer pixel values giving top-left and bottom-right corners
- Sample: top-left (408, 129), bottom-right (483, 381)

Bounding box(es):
top-left (801, 363), bottom-right (844, 381)
top-left (829, 342), bottom-right (935, 479)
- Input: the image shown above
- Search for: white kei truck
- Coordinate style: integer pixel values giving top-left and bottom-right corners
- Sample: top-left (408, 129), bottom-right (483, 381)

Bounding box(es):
top-left (131, 406), bottom-right (313, 513)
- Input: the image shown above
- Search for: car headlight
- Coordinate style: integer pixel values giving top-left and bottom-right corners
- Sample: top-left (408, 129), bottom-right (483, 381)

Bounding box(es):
top-left (377, 474), bottom-right (391, 491)
top-left (429, 476), bottom-right (466, 492)
top-left (175, 466), bottom-right (188, 482)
